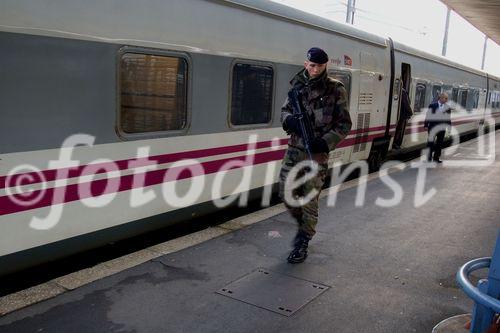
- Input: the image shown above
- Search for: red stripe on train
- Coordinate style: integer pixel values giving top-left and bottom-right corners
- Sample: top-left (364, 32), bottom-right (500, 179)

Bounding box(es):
top-left (0, 125), bottom-right (394, 189)
top-left (0, 149), bottom-right (286, 216)
top-left (2, 114), bottom-right (496, 192)
top-left (0, 132), bottom-right (388, 216)
top-left (0, 139), bottom-right (289, 190)
top-left (404, 116), bottom-right (492, 134)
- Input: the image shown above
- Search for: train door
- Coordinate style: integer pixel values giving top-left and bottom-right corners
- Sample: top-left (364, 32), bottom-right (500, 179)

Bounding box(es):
top-left (392, 63), bottom-right (411, 149)
top-left (350, 71), bottom-right (375, 162)
top-left (349, 51), bottom-right (379, 163)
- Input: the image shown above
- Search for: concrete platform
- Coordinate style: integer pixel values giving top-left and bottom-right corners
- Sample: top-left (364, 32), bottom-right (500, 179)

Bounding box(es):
top-left (0, 132), bottom-right (499, 333)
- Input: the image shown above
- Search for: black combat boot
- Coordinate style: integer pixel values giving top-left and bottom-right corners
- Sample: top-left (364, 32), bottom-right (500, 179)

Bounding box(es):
top-left (287, 232), bottom-right (310, 264)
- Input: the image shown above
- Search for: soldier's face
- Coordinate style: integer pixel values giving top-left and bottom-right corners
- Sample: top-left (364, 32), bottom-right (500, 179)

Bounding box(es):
top-left (304, 61), bottom-right (327, 78)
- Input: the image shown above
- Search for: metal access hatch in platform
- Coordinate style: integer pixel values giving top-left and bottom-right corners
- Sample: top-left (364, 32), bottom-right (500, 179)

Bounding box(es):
top-left (216, 268), bottom-right (329, 316)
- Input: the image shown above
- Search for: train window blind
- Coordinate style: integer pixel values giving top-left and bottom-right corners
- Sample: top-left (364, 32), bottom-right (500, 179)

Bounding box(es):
top-left (414, 83), bottom-right (426, 112)
top-left (120, 53), bottom-right (188, 133)
top-left (230, 63), bottom-right (273, 126)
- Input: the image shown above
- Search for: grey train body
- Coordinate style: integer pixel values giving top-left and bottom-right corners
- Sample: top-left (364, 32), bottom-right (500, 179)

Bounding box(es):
top-left (0, 32), bottom-right (297, 154)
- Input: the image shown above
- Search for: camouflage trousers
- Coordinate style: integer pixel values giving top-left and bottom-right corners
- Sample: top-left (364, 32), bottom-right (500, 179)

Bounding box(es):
top-left (278, 146), bottom-right (328, 239)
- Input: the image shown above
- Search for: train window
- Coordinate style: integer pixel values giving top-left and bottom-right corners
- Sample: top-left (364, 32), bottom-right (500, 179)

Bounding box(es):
top-left (466, 89), bottom-right (474, 111)
top-left (119, 52), bottom-right (188, 134)
top-left (459, 89), bottom-right (468, 108)
top-left (452, 88), bottom-right (459, 103)
top-left (432, 85), bottom-right (441, 103)
top-left (467, 89), bottom-right (479, 110)
top-left (443, 85), bottom-right (453, 96)
top-left (230, 63), bottom-right (273, 126)
top-left (413, 83), bottom-right (426, 112)
top-left (328, 70), bottom-right (351, 100)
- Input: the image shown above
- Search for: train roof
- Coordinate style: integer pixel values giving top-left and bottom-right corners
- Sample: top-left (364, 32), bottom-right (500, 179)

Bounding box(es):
top-left (392, 40), bottom-right (487, 77)
top-left (0, 0), bottom-right (389, 65)
top-left (221, 0), bottom-right (388, 47)
top-left (0, 0), bottom-right (495, 79)
top-left (488, 74), bottom-right (500, 82)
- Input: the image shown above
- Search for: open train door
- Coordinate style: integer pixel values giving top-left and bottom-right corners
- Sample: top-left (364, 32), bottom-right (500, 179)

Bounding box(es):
top-left (392, 63), bottom-right (411, 149)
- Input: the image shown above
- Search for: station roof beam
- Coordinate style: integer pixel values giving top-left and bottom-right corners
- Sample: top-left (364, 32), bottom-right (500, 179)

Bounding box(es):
top-left (440, 0), bottom-right (500, 45)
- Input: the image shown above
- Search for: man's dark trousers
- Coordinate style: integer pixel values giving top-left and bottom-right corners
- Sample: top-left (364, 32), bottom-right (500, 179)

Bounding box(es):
top-left (427, 127), bottom-right (446, 161)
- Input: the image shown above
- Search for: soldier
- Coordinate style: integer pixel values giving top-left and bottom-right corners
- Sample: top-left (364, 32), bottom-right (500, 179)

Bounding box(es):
top-left (279, 47), bottom-right (352, 264)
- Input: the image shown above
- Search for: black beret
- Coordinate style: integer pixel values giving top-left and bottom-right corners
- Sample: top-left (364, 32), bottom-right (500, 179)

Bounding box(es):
top-left (307, 47), bottom-right (328, 64)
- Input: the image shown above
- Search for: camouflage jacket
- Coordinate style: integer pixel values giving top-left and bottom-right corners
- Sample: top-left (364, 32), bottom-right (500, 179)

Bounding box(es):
top-left (281, 69), bottom-right (352, 152)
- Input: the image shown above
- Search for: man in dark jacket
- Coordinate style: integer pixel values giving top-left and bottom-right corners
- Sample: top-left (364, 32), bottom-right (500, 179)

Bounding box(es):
top-left (279, 47), bottom-right (352, 263)
top-left (424, 92), bottom-right (452, 163)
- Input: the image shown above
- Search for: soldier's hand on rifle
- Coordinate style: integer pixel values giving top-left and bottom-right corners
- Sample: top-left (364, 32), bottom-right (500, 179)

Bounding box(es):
top-left (284, 115), bottom-right (302, 136)
top-left (310, 137), bottom-right (329, 154)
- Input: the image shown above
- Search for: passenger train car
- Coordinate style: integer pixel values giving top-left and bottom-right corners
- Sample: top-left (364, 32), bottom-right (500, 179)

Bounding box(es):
top-left (0, 0), bottom-right (499, 274)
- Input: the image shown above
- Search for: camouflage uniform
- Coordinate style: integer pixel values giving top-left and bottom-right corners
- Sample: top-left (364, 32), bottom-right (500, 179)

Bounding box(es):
top-left (279, 68), bottom-right (352, 239)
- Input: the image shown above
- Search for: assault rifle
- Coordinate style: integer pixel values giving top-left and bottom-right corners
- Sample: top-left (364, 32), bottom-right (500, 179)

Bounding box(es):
top-left (288, 88), bottom-right (315, 160)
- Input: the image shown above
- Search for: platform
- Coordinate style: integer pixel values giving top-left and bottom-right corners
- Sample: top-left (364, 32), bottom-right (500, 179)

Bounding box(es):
top-left (0, 131), bottom-right (499, 333)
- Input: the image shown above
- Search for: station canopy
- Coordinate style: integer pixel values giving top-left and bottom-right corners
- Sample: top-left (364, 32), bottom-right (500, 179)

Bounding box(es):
top-left (440, 0), bottom-right (500, 45)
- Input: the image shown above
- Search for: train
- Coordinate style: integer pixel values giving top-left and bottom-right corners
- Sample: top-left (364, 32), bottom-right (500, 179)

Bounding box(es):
top-left (0, 0), bottom-right (499, 275)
